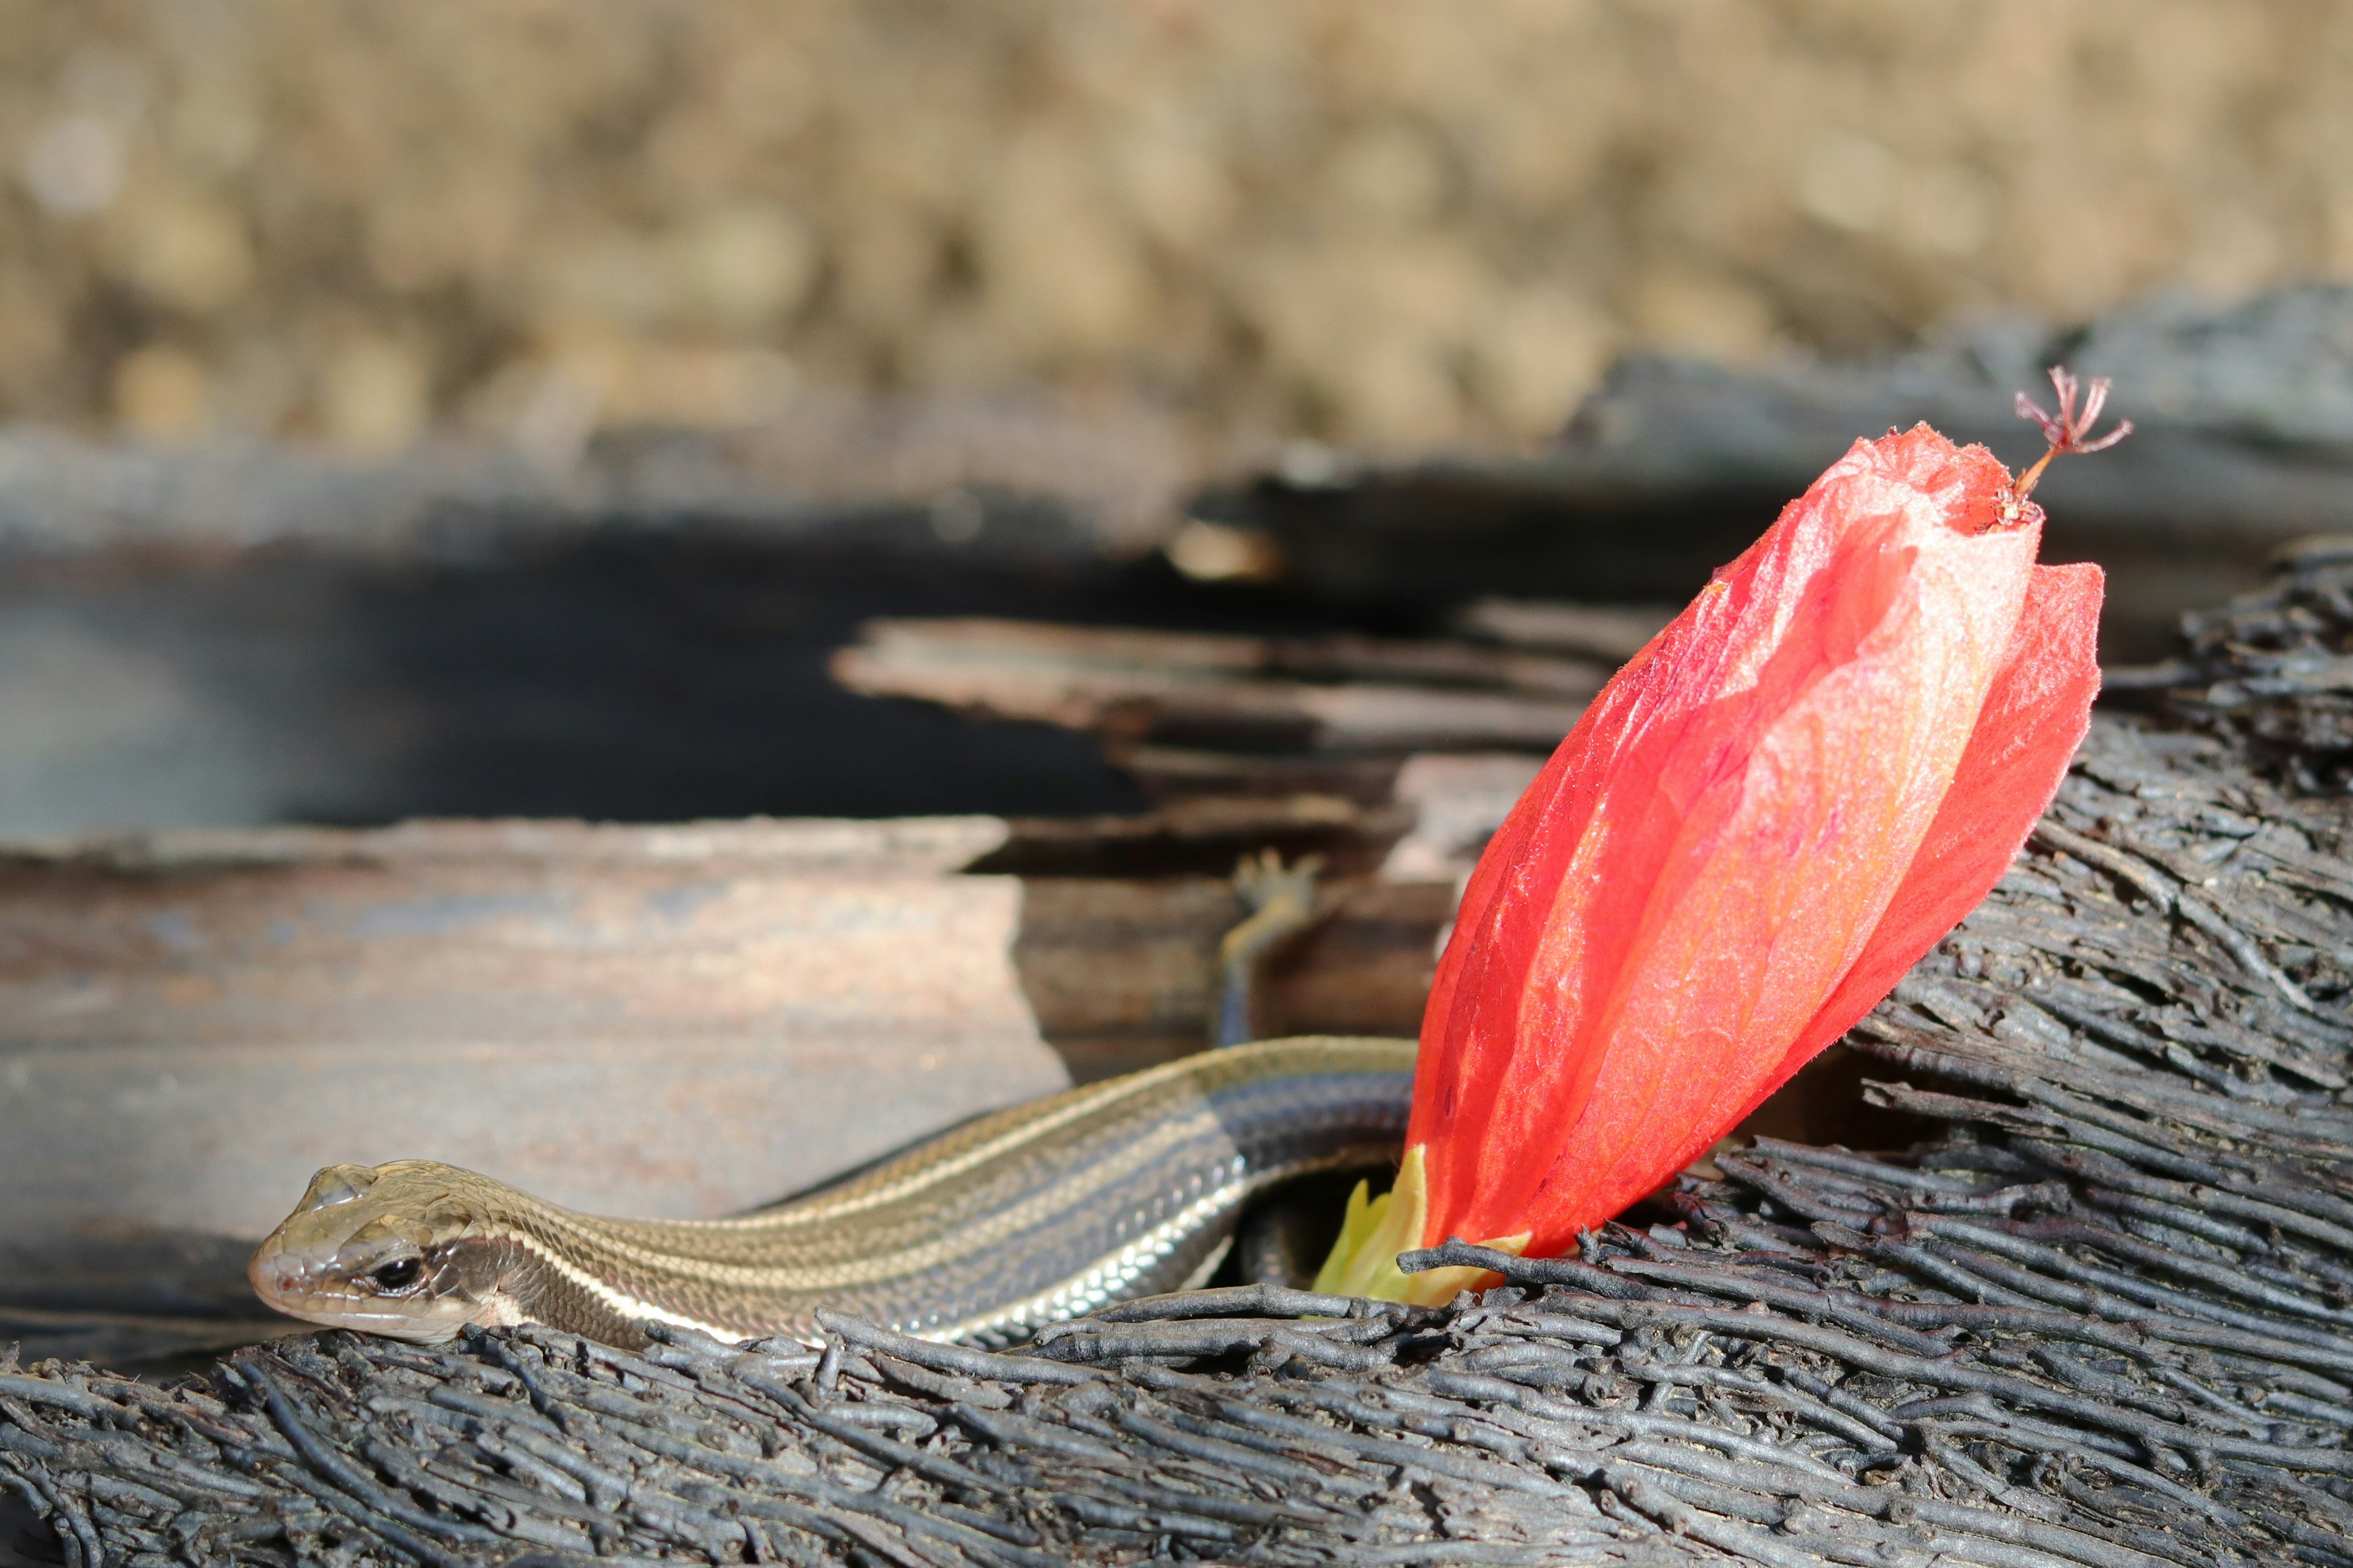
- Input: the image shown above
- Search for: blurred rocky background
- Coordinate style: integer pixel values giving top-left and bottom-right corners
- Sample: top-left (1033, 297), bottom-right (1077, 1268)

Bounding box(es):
top-left (3, 0), bottom-right (2348, 458)
top-left (0, 1), bottom-right (2347, 838)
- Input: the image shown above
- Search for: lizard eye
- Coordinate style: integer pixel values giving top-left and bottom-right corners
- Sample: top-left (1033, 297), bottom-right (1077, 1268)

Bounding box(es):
top-left (369, 1258), bottom-right (423, 1293)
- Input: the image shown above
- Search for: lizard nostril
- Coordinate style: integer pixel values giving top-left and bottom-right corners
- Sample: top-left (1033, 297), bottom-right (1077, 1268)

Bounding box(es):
top-left (248, 1247), bottom-right (319, 1304)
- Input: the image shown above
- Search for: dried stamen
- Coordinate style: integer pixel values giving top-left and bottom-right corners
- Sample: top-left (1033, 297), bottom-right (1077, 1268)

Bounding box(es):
top-left (2012, 364), bottom-right (2134, 502)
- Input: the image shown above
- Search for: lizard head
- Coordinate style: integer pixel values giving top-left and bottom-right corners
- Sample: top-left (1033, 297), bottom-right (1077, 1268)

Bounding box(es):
top-left (247, 1161), bottom-right (534, 1343)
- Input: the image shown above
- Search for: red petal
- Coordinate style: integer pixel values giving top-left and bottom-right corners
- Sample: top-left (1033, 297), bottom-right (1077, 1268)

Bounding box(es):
top-left (1727, 561), bottom-right (2103, 1122)
top-left (1411, 426), bottom-right (2047, 1255)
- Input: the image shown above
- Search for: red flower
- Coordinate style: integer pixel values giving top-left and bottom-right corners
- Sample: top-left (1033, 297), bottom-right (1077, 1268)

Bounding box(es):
top-left (1319, 423), bottom-right (2102, 1302)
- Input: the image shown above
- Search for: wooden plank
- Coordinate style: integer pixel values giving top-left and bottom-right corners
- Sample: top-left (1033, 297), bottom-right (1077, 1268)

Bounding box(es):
top-left (0, 816), bottom-right (1064, 1268)
top-left (977, 793), bottom-right (1410, 878)
top-left (1452, 598), bottom-right (1675, 661)
top-left (1108, 744), bottom-right (1406, 805)
top-left (830, 617), bottom-right (1597, 753)
top-left (0, 812), bottom-right (1457, 1312)
top-left (1012, 877), bottom-right (1450, 1080)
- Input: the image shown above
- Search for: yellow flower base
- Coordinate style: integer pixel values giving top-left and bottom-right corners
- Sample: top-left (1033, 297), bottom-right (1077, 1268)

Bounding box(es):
top-left (1311, 1145), bottom-right (1529, 1307)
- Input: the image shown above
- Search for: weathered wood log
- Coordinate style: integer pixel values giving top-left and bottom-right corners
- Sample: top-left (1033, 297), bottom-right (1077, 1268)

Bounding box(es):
top-left (2148, 536), bottom-right (2353, 795)
top-left (12, 567), bottom-right (2353, 1562)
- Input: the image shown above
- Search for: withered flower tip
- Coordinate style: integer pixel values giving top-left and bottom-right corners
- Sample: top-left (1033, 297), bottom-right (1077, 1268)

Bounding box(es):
top-left (2011, 364), bottom-right (2135, 504)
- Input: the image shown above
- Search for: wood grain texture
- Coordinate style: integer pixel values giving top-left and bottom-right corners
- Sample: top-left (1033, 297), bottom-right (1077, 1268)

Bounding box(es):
top-left (0, 812), bottom-right (1452, 1318)
top-left (0, 817), bottom-right (1061, 1260)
